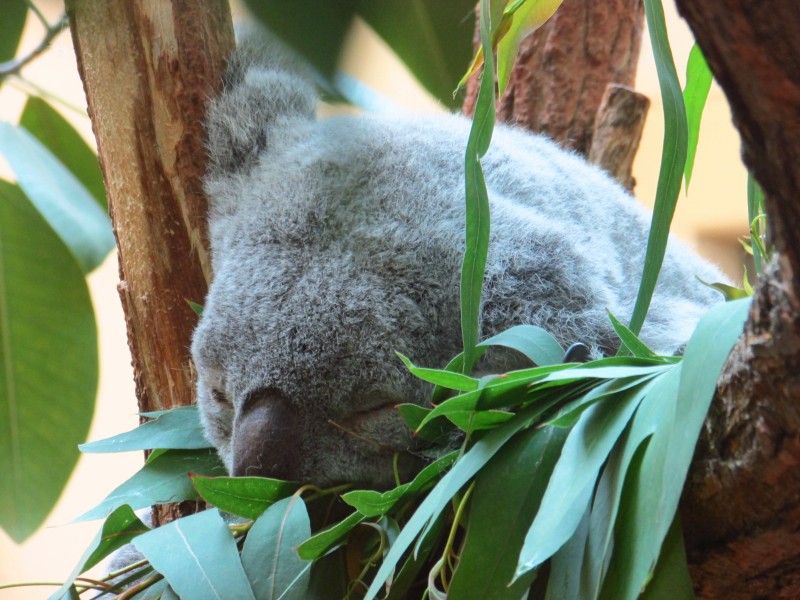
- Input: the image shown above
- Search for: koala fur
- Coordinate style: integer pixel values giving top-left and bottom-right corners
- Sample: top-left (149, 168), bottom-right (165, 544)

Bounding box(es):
top-left (191, 37), bottom-right (726, 489)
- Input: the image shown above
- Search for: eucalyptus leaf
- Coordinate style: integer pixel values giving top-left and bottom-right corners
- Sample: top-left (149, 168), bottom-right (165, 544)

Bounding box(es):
top-left (49, 505), bottom-right (148, 600)
top-left (297, 511), bottom-right (366, 561)
top-left (341, 451), bottom-right (457, 517)
top-left (397, 352), bottom-right (479, 390)
top-left (515, 379), bottom-right (655, 576)
top-left (0, 124), bottom-right (114, 273)
top-left (449, 425), bottom-right (568, 599)
top-left (0, 181), bottom-right (97, 542)
top-left (20, 96), bottom-right (107, 209)
top-left (639, 517), bottom-right (694, 600)
top-left (627, 0), bottom-right (688, 336)
top-left (364, 403), bottom-right (544, 599)
top-left (544, 505), bottom-right (590, 600)
top-left (607, 311), bottom-right (657, 358)
top-left (479, 324), bottom-right (564, 366)
top-left (682, 44), bottom-right (712, 192)
top-left (192, 474), bottom-right (298, 520)
top-left (134, 509), bottom-right (255, 600)
top-left (75, 449), bottom-right (226, 522)
top-left (80, 406), bottom-right (210, 453)
top-left (242, 496), bottom-right (312, 600)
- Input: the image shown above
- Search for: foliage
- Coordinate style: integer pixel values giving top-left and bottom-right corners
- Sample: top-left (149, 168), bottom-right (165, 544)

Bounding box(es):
top-left (2, 0), bottom-right (757, 597)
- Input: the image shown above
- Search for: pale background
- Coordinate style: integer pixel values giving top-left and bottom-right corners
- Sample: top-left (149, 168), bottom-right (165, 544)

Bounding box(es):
top-left (0, 1), bottom-right (747, 596)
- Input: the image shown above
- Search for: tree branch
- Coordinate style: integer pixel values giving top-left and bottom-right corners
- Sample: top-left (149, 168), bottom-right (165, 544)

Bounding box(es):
top-left (0, 13), bottom-right (68, 80)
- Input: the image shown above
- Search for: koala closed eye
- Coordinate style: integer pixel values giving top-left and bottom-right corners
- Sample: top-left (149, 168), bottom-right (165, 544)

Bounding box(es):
top-left (192, 35), bottom-right (727, 489)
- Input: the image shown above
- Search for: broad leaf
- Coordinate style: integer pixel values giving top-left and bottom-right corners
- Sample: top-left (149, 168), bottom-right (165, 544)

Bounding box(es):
top-left (0, 0), bottom-right (26, 65)
top-left (449, 425), bottom-right (568, 598)
top-left (75, 449), bottom-right (225, 522)
top-left (0, 181), bottom-right (97, 542)
top-left (0, 124), bottom-right (114, 273)
top-left (242, 496), bottom-right (312, 599)
top-left (80, 406), bottom-right (211, 453)
top-left (479, 324), bottom-right (564, 366)
top-left (192, 474), bottom-right (298, 520)
top-left (20, 97), bottom-right (107, 209)
top-left (134, 509), bottom-right (255, 600)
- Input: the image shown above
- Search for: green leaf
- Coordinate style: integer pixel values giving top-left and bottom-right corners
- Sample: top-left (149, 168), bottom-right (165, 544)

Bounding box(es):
top-left (449, 426), bottom-right (568, 599)
top-left (306, 548), bottom-right (349, 600)
top-left (364, 403), bottom-right (544, 599)
top-left (639, 517), bottom-right (694, 600)
top-left (0, 124), bottom-right (114, 273)
top-left (0, 181), bottom-right (97, 543)
top-left (695, 275), bottom-right (751, 301)
top-left (20, 96), bottom-right (107, 209)
top-left (461, 0), bottom-right (496, 375)
top-left (682, 44), bottom-right (712, 192)
top-left (601, 299), bottom-right (749, 600)
top-left (242, 496), bottom-right (312, 600)
top-left (49, 505), bottom-right (149, 600)
top-left (191, 474), bottom-right (298, 520)
top-left (134, 509), bottom-right (256, 600)
top-left (627, 0), bottom-right (688, 336)
top-left (385, 516), bottom-right (445, 600)
top-left (358, 0), bottom-right (476, 109)
top-left (496, 0), bottom-right (564, 96)
top-left (341, 451), bottom-right (457, 517)
top-left (296, 511), bottom-right (365, 561)
top-left (608, 311), bottom-right (657, 358)
top-left (479, 324), bottom-right (564, 366)
top-left (397, 352), bottom-right (479, 391)
top-left (515, 380), bottom-right (653, 577)
top-left (747, 172), bottom-right (766, 273)
top-left (395, 403), bottom-right (455, 443)
top-left (544, 505), bottom-right (590, 600)
top-left (186, 299), bottom-right (204, 316)
top-left (80, 406), bottom-right (211, 453)
top-left (75, 449), bottom-right (226, 522)
top-left (0, 0), bottom-right (26, 65)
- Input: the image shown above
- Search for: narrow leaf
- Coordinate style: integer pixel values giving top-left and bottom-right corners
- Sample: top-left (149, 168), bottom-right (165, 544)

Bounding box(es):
top-left (627, 0), bottom-right (688, 336)
top-left (0, 0), bottom-right (26, 64)
top-left (607, 311), bottom-right (656, 358)
top-left (297, 511), bottom-right (365, 561)
top-left (397, 353), bottom-right (479, 391)
top-left (682, 44), bottom-right (712, 191)
top-left (478, 324), bottom-right (564, 366)
top-left (0, 182), bottom-right (97, 542)
top-left (134, 509), bottom-right (255, 600)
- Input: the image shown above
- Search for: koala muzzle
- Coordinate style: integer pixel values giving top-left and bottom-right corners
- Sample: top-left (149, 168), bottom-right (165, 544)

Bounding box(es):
top-left (232, 388), bottom-right (301, 480)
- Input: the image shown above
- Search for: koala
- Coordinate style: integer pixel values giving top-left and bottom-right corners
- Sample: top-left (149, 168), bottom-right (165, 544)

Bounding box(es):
top-left (190, 37), bottom-right (726, 489)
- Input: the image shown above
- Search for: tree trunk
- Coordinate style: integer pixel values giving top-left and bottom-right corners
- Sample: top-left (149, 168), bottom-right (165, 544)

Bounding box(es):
top-left (67, 0), bottom-right (234, 524)
top-left (672, 3), bottom-right (800, 597)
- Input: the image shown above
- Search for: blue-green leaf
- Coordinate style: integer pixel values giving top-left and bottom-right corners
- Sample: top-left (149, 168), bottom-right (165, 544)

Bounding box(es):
top-left (0, 124), bottom-right (114, 273)
top-left (479, 324), bottom-right (564, 366)
top-left (75, 449), bottom-right (225, 522)
top-left (134, 509), bottom-right (255, 600)
top-left (242, 496), bottom-right (312, 600)
top-left (0, 181), bottom-right (97, 542)
top-left (80, 406), bottom-right (210, 453)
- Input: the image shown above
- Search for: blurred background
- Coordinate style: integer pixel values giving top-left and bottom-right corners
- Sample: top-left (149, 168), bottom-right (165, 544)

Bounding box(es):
top-left (0, 0), bottom-right (747, 595)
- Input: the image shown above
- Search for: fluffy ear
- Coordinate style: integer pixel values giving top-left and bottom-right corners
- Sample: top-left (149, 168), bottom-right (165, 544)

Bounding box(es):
top-left (204, 31), bottom-right (317, 182)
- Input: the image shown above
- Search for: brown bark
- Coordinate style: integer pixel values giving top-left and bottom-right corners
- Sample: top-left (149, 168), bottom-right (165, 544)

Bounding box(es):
top-left (464, 0), bottom-right (645, 157)
top-left (673, 2), bottom-right (800, 597)
top-left (67, 0), bottom-right (234, 522)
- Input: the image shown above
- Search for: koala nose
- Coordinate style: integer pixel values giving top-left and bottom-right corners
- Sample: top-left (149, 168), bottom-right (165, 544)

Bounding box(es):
top-left (231, 387), bottom-right (301, 480)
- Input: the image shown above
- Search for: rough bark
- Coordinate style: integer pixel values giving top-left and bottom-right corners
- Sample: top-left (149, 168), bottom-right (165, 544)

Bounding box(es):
top-left (464, 0), bottom-right (645, 157)
top-left (673, 2), bottom-right (800, 597)
top-left (67, 0), bottom-right (234, 523)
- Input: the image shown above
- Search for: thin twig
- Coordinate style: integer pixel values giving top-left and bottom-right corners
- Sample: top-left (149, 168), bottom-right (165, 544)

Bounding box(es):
top-left (0, 12), bottom-right (69, 79)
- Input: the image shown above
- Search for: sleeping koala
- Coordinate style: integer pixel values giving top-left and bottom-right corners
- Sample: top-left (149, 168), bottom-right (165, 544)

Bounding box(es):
top-left (190, 38), bottom-right (726, 489)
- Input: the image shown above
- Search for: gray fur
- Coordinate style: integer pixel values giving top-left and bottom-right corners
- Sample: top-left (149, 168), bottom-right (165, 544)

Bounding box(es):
top-left (192, 40), bottom-right (726, 488)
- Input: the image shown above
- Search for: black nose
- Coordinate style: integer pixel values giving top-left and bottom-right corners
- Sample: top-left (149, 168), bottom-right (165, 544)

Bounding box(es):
top-left (231, 387), bottom-right (301, 480)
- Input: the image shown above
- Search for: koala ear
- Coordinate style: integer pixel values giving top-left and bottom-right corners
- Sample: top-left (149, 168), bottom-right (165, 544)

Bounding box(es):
top-left (203, 33), bottom-right (318, 218)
